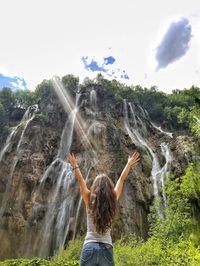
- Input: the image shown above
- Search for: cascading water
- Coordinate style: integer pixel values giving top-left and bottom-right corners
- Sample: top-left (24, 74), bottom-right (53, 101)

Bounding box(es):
top-left (123, 100), bottom-right (140, 146)
top-left (25, 94), bottom-right (80, 257)
top-left (124, 100), bottom-right (160, 197)
top-left (123, 100), bottom-right (172, 215)
top-left (137, 105), bottom-right (173, 138)
top-left (24, 87), bottom-right (101, 257)
top-left (90, 88), bottom-right (97, 112)
top-left (151, 122), bottom-right (173, 138)
top-left (52, 76), bottom-right (98, 166)
top-left (0, 127), bottom-right (17, 165)
top-left (160, 143), bottom-right (172, 208)
top-left (57, 96), bottom-right (80, 159)
top-left (73, 89), bottom-right (99, 239)
top-left (0, 105), bottom-right (38, 218)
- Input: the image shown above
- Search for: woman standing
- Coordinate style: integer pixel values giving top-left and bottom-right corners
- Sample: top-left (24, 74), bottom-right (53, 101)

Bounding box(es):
top-left (68, 152), bottom-right (140, 266)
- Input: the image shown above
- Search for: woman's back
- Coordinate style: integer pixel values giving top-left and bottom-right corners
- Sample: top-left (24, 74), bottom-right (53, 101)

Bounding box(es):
top-left (84, 208), bottom-right (112, 246)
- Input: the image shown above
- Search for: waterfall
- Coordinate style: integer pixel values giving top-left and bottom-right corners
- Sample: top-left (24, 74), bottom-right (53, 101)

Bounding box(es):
top-left (72, 89), bottom-right (100, 240)
top-left (52, 77), bottom-right (98, 165)
top-left (0, 106), bottom-right (38, 218)
top-left (124, 100), bottom-right (161, 197)
top-left (90, 88), bottom-right (97, 111)
top-left (0, 126), bottom-right (17, 165)
top-left (123, 100), bottom-right (140, 146)
top-left (136, 105), bottom-right (173, 138)
top-left (160, 143), bottom-right (172, 208)
top-left (151, 122), bottom-right (173, 138)
top-left (37, 159), bottom-right (75, 257)
top-left (0, 105), bottom-right (38, 165)
top-left (57, 95), bottom-right (80, 159)
top-left (24, 94), bottom-right (84, 257)
top-left (123, 100), bottom-right (172, 215)
top-left (137, 104), bottom-right (147, 119)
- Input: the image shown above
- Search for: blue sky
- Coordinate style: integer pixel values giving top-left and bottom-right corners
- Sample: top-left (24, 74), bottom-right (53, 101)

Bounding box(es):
top-left (0, 74), bottom-right (27, 91)
top-left (0, 0), bottom-right (200, 93)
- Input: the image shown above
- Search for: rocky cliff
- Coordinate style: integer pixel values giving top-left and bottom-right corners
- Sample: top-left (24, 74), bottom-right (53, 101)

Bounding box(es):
top-left (0, 78), bottom-right (198, 259)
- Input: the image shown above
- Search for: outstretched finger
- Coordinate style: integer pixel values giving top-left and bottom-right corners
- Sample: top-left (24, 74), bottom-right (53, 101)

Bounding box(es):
top-left (131, 152), bottom-right (140, 160)
top-left (129, 152), bottom-right (136, 159)
top-left (130, 157), bottom-right (140, 167)
top-left (135, 152), bottom-right (140, 159)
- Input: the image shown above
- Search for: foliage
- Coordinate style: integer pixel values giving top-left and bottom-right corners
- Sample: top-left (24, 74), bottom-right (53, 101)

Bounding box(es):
top-left (114, 237), bottom-right (200, 266)
top-left (1, 238), bottom-right (199, 266)
top-left (62, 74), bottom-right (79, 92)
top-left (95, 76), bottom-right (200, 132)
top-left (0, 76), bottom-right (199, 139)
top-left (0, 87), bottom-right (15, 115)
top-left (0, 103), bottom-right (6, 129)
top-left (115, 162), bottom-right (200, 265)
top-left (14, 90), bottom-right (36, 109)
top-left (0, 258), bottom-right (79, 266)
top-left (53, 239), bottom-right (83, 261)
top-left (0, 88), bottom-right (37, 143)
top-left (149, 162), bottom-right (200, 242)
top-left (34, 80), bottom-right (54, 105)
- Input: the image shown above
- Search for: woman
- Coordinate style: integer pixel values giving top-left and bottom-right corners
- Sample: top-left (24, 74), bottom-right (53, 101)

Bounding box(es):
top-left (68, 151), bottom-right (140, 266)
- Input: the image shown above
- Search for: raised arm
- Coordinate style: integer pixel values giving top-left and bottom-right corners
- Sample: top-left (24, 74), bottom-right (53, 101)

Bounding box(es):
top-left (67, 153), bottom-right (90, 206)
top-left (114, 152), bottom-right (140, 201)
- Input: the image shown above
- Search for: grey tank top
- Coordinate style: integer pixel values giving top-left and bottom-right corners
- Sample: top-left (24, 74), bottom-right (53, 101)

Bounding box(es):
top-left (84, 209), bottom-right (112, 246)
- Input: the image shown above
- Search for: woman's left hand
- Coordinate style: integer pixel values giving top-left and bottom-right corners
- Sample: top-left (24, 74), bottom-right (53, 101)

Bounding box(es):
top-left (127, 151), bottom-right (140, 169)
top-left (67, 153), bottom-right (78, 167)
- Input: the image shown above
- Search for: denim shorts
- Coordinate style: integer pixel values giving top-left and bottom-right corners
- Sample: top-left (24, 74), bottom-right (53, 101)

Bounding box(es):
top-left (80, 242), bottom-right (115, 266)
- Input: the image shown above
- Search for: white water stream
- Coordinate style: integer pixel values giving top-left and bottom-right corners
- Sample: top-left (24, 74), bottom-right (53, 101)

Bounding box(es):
top-left (0, 106), bottom-right (38, 218)
top-left (123, 100), bottom-right (172, 214)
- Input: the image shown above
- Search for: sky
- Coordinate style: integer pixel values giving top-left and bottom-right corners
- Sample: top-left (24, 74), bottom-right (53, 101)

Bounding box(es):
top-left (0, 0), bottom-right (200, 93)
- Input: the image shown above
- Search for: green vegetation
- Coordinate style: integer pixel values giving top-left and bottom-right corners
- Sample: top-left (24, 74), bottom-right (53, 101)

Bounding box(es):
top-left (62, 74), bottom-right (79, 92)
top-left (96, 74), bottom-right (200, 133)
top-left (0, 258), bottom-right (79, 266)
top-left (0, 74), bottom-right (199, 140)
top-left (0, 87), bottom-right (36, 143)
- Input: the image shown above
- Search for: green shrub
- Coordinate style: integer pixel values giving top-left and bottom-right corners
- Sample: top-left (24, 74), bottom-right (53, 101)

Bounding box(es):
top-left (0, 258), bottom-right (79, 266)
top-left (114, 237), bottom-right (200, 266)
top-left (0, 257), bottom-right (49, 266)
top-left (52, 239), bottom-right (83, 262)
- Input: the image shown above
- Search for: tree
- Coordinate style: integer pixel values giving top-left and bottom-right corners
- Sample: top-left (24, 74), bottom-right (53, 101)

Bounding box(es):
top-left (0, 103), bottom-right (6, 129)
top-left (62, 74), bottom-right (79, 91)
top-left (15, 89), bottom-right (36, 109)
top-left (0, 87), bottom-right (15, 115)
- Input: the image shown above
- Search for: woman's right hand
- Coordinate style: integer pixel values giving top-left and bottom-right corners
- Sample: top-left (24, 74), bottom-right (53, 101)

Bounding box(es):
top-left (67, 153), bottom-right (78, 167)
top-left (127, 152), bottom-right (140, 169)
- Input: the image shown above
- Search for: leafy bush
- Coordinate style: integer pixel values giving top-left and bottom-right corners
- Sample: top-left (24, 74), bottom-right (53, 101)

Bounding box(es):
top-left (0, 258), bottom-right (49, 266)
top-left (0, 258), bottom-right (79, 266)
top-left (53, 239), bottom-right (83, 262)
top-left (114, 238), bottom-right (200, 266)
top-left (61, 74), bottom-right (79, 92)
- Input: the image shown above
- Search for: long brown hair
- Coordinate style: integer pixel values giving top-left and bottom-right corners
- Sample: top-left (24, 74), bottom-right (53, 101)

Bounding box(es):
top-left (89, 174), bottom-right (117, 234)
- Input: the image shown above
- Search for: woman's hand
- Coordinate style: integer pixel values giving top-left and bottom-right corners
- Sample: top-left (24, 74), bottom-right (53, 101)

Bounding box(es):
top-left (127, 151), bottom-right (140, 169)
top-left (67, 153), bottom-right (78, 167)
top-left (114, 151), bottom-right (140, 200)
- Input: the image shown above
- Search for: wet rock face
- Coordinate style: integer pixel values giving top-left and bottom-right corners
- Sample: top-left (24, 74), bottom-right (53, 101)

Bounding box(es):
top-left (0, 84), bottom-right (198, 259)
